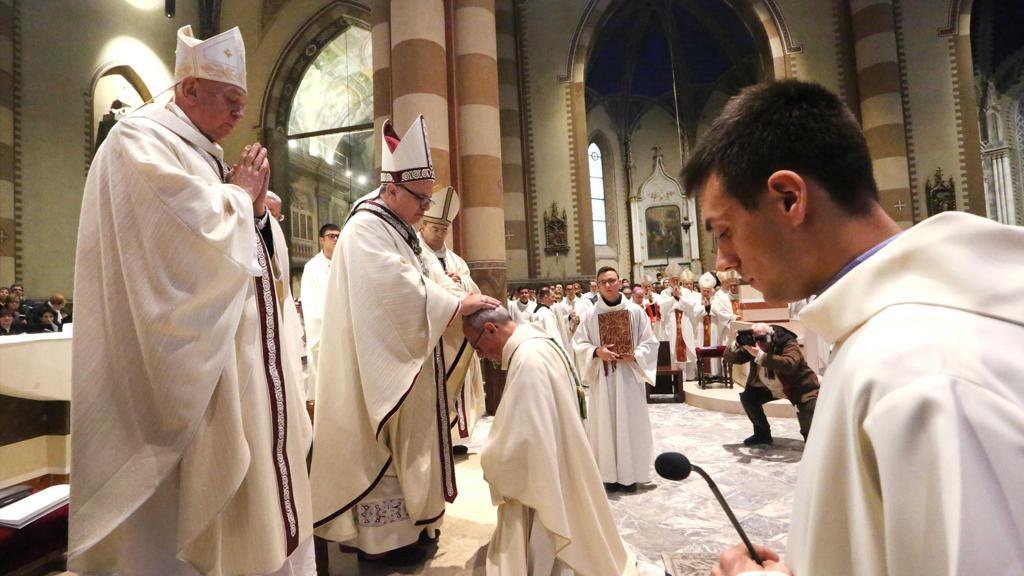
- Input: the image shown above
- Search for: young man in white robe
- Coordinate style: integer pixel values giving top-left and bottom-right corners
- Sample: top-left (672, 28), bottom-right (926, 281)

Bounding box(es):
top-left (70, 26), bottom-right (316, 575)
top-left (573, 266), bottom-right (659, 492)
top-left (308, 116), bottom-right (495, 565)
top-left (465, 307), bottom-right (638, 576)
top-left (508, 286), bottom-right (537, 324)
top-left (686, 272), bottom-right (736, 377)
top-left (532, 286), bottom-right (563, 341)
top-left (300, 222), bottom-right (339, 403)
top-left (418, 185), bottom-right (487, 456)
top-left (688, 80), bottom-right (1024, 576)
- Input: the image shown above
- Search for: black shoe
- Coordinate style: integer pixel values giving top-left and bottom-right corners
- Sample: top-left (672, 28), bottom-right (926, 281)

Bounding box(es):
top-left (358, 545), bottom-right (427, 566)
top-left (744, 434), bottom-right (773, 446)
top-left (619, 483), bottom-right (638, 493)
top-left (603, 482), bottom-right (620, 493)
top-left (452, 444), bottom-right (469, 455)
top-left (418, 527), bottom-right (440, 545)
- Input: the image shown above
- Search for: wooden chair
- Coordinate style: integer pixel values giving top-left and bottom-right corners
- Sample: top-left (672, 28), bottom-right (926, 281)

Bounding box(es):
top-left (650, 341), bottom-right (684, 402)
top-left (695, 345), bottom-right (733, 389)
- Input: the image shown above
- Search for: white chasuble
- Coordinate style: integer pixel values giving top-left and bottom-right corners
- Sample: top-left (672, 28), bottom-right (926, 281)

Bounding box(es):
top-left (573, 298), bottom-right (659, 485)
top-left (533, 304), bottom-right (562, 341)
top-left (483, 323), bottom-right (636, 576)
top-left (788, 212), bottom-right (1024, 576)
top-left (310, 194), bottom-right (461, 553)
top-left (70, 101), bottom-right (313, 575)
top-left (684, 294), bottom-right (735, 375)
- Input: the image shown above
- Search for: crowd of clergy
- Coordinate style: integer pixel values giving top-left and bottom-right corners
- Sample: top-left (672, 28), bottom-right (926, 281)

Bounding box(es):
top-left (64, 22), bottom-right (1024, 576)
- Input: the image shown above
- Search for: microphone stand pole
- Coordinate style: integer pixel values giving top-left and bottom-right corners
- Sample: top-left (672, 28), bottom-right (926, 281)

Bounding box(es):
top-left (691, 464), bottom-right (763, 565)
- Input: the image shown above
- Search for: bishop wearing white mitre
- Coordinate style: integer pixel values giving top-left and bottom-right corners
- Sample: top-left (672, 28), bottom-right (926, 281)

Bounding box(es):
top-left (70, 26), bottom-right (315, 575)
top-left (686, 271), bottom-right (736, 376)
top-left (418, 185), bottom-right (488, 453)
top-left (309, 116), bottom-right (493, 562)
top-left (573, 267), bottom-right (659, 491)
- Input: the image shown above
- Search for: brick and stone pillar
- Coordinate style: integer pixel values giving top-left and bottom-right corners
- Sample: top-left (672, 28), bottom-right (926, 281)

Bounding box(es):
top-left (850, 0), bottom-right (913, 227)
top-left (390, 0), bottom-right (451, 187)
top-left (495, 0), bottom-right (529, 280)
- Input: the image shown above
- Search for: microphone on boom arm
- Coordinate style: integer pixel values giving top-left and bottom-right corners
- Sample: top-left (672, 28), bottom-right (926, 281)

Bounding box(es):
top-left (655, 452), bottom-right (764, 565)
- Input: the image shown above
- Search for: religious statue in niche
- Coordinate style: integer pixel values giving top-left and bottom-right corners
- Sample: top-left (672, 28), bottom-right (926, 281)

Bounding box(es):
top-left (645, 205), bottom-right (683, 260)
top-left (925, 167), bottom-right (956, 216)
top-left (543, 201), bottom-right (570, 256)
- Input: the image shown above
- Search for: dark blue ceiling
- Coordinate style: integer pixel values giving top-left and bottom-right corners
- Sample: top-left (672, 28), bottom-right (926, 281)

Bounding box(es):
top-left (586, 0), bottom-right (757, 101)
top-left (971, 0), bottom-right (1024, 78)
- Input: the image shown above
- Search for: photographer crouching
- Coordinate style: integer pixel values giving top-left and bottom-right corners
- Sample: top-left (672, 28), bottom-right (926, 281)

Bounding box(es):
top-left (724, 322), bottom-right (819, 446)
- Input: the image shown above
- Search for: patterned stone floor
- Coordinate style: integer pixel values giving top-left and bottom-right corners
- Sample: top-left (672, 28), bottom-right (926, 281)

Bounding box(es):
top-left (323, 398), bottom-right (805, 575)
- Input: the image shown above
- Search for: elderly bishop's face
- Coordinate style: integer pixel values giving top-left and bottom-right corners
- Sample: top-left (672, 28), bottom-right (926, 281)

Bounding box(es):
top-left (180, 77), bottom-right (246, 142)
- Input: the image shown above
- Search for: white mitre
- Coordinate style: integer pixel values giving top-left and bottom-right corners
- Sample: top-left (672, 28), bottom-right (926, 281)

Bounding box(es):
top-left (380, 115), bottom-right (434, 184)
top-left (663, 262), bottom-right (683, 279)
top-left (423, 186), bottom-right (460, 226)
top-left (174, 25), bottom-right (247, 91)
top-left (698, 271), bottom-right (717, 290)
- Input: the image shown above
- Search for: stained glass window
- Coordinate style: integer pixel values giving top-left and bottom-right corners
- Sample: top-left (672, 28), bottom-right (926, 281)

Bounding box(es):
top-left (589, 142), bottom-right (608, 245)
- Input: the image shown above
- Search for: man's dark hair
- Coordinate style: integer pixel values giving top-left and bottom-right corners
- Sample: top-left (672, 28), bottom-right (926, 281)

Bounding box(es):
top-left (596, 266), bottom-right (618, 279)
top-left (538, 286), bottom-right (552, 300)
top-left (517, 286), bottom-right (530, 294)
top-left (682, 80), bottom-right (878, 215)
top-left (319, 223), bottom-right (341, 238)
top-left (0, 309), bottom-right (13, 318)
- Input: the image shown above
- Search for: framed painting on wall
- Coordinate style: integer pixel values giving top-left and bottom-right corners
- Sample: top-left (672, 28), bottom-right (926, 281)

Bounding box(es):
top-left (645, 205), bottom-right (683, 260)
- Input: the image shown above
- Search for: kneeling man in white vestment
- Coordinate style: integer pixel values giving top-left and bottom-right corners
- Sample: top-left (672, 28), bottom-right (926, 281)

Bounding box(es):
top-left (573, 266), bottom-right (659, 493)
top-left (70, 26), bottom-right (315, 575)
top-left (466, 307), bottom-right (638, 576)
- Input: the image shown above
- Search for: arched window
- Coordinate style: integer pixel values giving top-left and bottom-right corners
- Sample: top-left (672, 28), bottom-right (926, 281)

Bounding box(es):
top-left (588, 142), bottom-right (608, 245)
top-left (285, 25), bottom-right (373, 259)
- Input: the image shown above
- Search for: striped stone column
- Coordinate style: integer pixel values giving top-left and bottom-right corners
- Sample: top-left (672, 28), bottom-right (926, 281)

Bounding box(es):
top-left (454, 0), bottom-right (506, 302)
top-left (390, 0), bottom-right (451, 187)
top-left (849, 0), bottom-right (913, 227)
top-left (371, 1), bottom-right (392, 174)
top-left (495, 0), bottom-right (529, 281)
top-left (0, 0), bottom-right (15, 284)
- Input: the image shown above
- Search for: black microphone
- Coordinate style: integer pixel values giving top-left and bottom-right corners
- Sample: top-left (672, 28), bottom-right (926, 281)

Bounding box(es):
top-left (655, 452), bottom-right (763, 565)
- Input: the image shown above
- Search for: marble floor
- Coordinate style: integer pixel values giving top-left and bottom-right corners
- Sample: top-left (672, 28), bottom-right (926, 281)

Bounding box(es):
top-left (323, 396), bottom-right (805, 575)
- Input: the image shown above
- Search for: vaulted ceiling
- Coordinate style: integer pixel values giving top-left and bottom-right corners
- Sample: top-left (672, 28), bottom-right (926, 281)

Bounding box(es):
top-left (585, 0), bottom-right (762, 144)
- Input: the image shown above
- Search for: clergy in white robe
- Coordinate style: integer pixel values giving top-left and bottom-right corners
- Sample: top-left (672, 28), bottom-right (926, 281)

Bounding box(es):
top-left (686, 272), bottom-right (735, 376)
top-left (464, 309), bottom-right (638, 576)
top-left (299, 224), bottom-right (338, 402)
top-left (308, 117), bottom-right (495, 561)
top-left (685, 80), bottom-right (1024, 576)
top-left (418, 185), bottom-right (487, 450)
top-left (532, 287), bottom-right (563, 341)
top-left (70, 25), bottom-right (314, 576)
top-left (552, 284), bottom-right (589, 355)
top-left (509, 286), bottom-right (537, 324)
top-left (658, 266), bottom-right (699, 379)
top-left (573, 267), bottom-right (659, 490)
top-left (784, 212), bottom-right (1024, 576)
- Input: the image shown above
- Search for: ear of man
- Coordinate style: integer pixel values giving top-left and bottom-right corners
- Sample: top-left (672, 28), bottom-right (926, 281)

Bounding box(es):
top-left (765, 170), bottom-right (808, 227)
